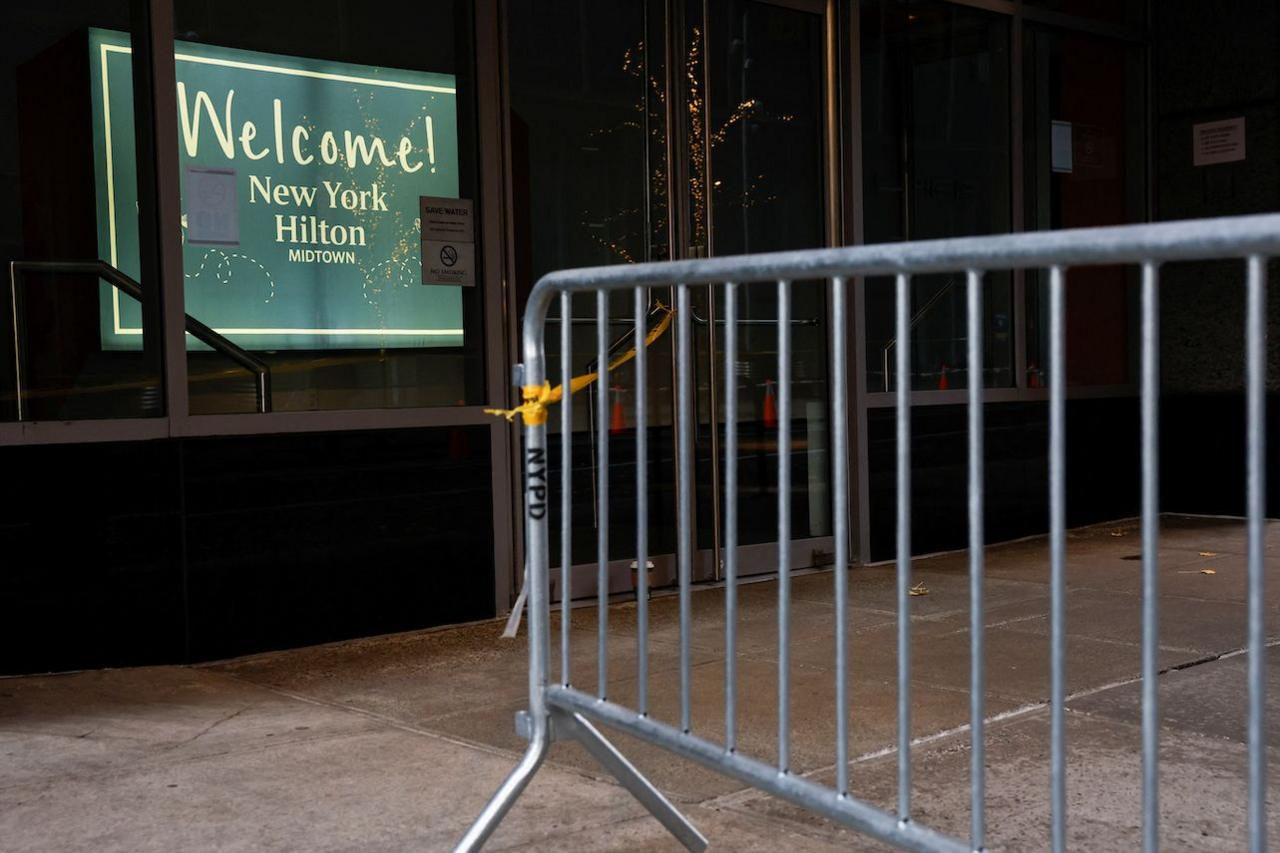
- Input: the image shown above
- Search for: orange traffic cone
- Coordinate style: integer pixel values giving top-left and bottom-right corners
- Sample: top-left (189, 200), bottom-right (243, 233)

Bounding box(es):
top-left (938, 363), bottom-right (950, 391)
top-left (761, 379), bottom-right (778, 429)
top-left (1028, 361), bottom-right (1042, 389)
top-left (610, 386), bottom-right (626, 435)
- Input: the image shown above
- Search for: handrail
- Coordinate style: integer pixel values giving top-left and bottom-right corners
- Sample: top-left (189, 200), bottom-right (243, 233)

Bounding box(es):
top-left (880, 275), bottom-right (958, 392)
top-left (8, 260), bottom-right (272, 417)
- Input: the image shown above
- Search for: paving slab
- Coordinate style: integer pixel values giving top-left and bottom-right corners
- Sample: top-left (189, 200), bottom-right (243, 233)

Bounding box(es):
top-left (721, 707), bottom-right (1280, 852)
top-left (1069, 650), bottom-right (1280, 745)
top-left (0, 669), bottom-right (666, 852)
top-left (567, 581), bottom-right (898, 659)
top-left (493, 801), bottom-right (857, 852)
top-left (789, 620), bottom-right (1190, 705)
top-left (1149, 514), bottom-right (1280, 557)
top-left (422, 652), bottom-right (1018, 805)
top-left (0, 667), bottom-right (380, 788)
top-left (211, 620), bottom-right (537, 721)
top-left (2, 515), bottom-right (1275, 851)
top-left (992, 587), bottom-right (1258, 655)
top-left (835, 562), bottom-right (1050, 625)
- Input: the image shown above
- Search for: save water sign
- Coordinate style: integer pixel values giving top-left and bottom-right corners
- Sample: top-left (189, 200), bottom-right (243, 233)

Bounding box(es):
top-left (89, 28), bottom-right (464, 350)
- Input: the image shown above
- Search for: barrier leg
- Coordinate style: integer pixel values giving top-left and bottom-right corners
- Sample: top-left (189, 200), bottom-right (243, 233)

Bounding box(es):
top-left (555, 710), bottom-right (708, 852)
top-left (453, 716), bottom-right (551, 853)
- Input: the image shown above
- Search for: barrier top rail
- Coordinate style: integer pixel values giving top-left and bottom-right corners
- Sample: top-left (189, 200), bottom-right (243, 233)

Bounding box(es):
top-left (528, 213), bottom-right (1280, 299)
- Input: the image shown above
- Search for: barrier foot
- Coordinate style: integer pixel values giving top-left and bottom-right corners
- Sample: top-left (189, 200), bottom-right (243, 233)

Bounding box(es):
top-left (556, 710), bottom-right (709, 852)
top-left (452, 716), bottom-right (551, 853)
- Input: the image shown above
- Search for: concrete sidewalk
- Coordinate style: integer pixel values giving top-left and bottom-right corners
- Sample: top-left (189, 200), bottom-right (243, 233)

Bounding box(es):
top-left (2, 515), bottom-right (1276, 851)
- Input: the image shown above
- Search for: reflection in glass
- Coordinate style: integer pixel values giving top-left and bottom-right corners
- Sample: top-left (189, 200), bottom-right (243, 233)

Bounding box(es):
top-left (1024, 26), bottom-right (1143, 387)
top-left (699, 0), bottom-right (829, 553)
top-left (510, 0), bottom-right (672, 576)
top-left (861, 0), bottom-right (1014, 391)
top-left (1, 2), bottom-right (163, 421)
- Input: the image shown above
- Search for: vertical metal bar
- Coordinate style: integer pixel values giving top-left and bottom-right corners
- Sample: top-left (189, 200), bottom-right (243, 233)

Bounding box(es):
top-left (9, 266), bottom-right (23, 422)
top-left (1048, 265), bottom-right (1067, 853)
top-left (1245, 254), bottom-right (1268, 853)
top-left (966, 269), bottom-right (986, 851)
top-left (707, 285), bottom-right (723, 582)
top-left (1013, 270), bottom-right (1029, 391)
top-left (677, 283), bottom-right (694, 733)
top-left (597, 290), bottom-right (610, 700)
top-left (832, 276), bottom-right (850, 796)
top-left (471, 0), bottom-right (519, 623)
top-left (895, 272), bottom-right (912, 820)
top-left (848, 8), bottom-right (873, 569)
top-left (137, 0), bottom-right (189, 431)
top-left (526, 352), bottom-right (552, 721)
top-left (561, 291), bottom-right (573, 687)
top-left (636, 286), bottom-right (650, 715)
top-left (640, 0), bottom-right (654, 263)
top-left (1140, 260), bottom-right (1160, 853)
top-left (822, 0), bottom-right (841, 251)
top-left (255, 370), bottom-right (271, 414)
top-left (778, 278), bottom-right (792, 773)
top-left (724, 281), bottom-right (739, 751)
top-left (697, 0), bottom-right (722, 569)
top-left (456, 299), bottom-right (557, 853)
top-left (701, 0), bottom-right (714, 260)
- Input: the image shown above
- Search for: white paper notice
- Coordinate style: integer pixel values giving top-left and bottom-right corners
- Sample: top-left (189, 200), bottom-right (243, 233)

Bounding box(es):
top-left (186, 166), bottom-right (240, 246)
top-left (1193, 117), bottom-right (1246, 166)
top-left (420, 196), bottom-right (476, 286)
top-left (1051, 121), bottom-right (1073, 174)
top-left (422, 239), bottom-right (475, 287)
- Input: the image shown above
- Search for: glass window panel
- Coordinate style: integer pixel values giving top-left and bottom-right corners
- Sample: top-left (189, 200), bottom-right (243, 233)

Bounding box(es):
top-left (701, 0), bottom-right (829, 548)
top-left (509, 0), bottom-right (672, 574)
top-left (169, 0), bottom-right (484, 413)
top-left (1024, 26), bottom-right (1145, 387)
top-left (860, 0), bottom-right (1013, 391)
top-left (0, 2), bottom-right (163, 421)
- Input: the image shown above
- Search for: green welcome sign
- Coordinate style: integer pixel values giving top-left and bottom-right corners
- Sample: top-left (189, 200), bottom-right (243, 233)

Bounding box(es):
top-left (89, 28), bottom-right (464, 350)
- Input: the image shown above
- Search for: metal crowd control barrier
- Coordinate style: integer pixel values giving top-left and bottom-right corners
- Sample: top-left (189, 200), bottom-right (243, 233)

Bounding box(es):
top-left (457, 214), bottom-right (1278, 853)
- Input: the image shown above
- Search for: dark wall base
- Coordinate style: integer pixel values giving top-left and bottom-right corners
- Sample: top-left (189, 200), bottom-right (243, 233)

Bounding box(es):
top-left (1162, 393), bottom-right (1280, 518)
top-left (868, 398), bottom-right (1141, 562)
top-left (0, 426), bottom-right (495, 674)
top-left (866, 394), bottom-right (1278, 563)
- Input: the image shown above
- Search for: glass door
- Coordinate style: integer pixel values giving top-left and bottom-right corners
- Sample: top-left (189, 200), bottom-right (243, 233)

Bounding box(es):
top-left (508, 0), bottom-right (837, 604)
top-left (682, 0), bottom-right (835, 579)
top-left (508, 0), bottom-right (678, 604)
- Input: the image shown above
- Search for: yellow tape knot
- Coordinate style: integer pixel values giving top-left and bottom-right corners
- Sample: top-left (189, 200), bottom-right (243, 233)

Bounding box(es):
top-left (484, 382), bottom-right (554, 425)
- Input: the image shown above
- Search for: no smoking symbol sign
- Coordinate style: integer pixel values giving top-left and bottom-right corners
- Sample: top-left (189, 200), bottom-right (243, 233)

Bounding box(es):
top-left (440, 245), bottom-right (459, 267)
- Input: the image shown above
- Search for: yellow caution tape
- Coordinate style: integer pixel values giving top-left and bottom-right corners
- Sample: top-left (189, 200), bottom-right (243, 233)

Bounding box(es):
top-left (485, 302), bottom-right (674, 425)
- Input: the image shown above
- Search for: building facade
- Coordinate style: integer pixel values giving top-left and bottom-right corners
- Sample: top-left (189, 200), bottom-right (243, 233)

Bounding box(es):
top-left (2, 0), bottom-right (1276, 673)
